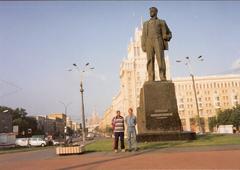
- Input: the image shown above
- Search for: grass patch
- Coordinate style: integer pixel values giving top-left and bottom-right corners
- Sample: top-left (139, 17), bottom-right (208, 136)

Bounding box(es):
top-left (85, 134), bottom-right (240, 152)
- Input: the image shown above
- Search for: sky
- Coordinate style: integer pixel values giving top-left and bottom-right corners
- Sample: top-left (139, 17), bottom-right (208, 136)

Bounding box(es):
top-left (1, 1), bottom-right (240, 122)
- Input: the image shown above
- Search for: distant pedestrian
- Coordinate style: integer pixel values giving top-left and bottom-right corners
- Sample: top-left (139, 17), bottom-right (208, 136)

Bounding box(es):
top-left (112, 110), bottom-right (125, 153)
top-left (125, 108), bottom-right (137, 151)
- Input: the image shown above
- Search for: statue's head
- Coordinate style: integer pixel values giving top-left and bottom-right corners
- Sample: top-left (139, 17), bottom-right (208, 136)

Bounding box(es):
top-left (149, 7), bottom-right (158, 18)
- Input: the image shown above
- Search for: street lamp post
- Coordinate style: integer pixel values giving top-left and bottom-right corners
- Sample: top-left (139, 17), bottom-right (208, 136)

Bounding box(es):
top-left (58, 101), bottom-right (72, 124)
top-left (58, 101), bottom-right (72, 144)
top-left (190, 73), bottom-right (202, 133)
top-left (176, 56), bottom-right (203, 133)
top-left (2, 109), bottom-right (9, 113)
top-left (80, 81), bottom-right (86, 144)
top-left (68, 62), bottom-right (94, 145)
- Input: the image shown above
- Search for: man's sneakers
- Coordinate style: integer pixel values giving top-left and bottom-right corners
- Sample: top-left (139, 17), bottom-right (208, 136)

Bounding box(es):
top-left (134, 147), bottom-right (139, 152)
top-left (114, 149), bottom-right (126, 153)
top-left (121, 149), bottom-right (126, 152)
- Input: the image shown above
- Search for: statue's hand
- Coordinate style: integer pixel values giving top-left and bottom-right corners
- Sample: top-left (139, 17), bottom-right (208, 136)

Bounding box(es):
top-left (163, 34), bottom-right (172, 41)
top-left (163, 35), bottom-right (168, 41)
top-left (142, 46), bottom-right (146, 52)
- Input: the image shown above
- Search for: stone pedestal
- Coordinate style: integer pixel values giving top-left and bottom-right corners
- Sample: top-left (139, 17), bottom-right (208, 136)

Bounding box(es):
top-left (137, 81), bottom-right (196, 142)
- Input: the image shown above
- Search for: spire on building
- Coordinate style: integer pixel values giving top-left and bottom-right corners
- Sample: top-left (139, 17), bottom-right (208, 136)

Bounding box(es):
top-left (135, 26), bottom-right (138, 33)
top-left (130, 36), bottom-right (133, 43)
top-left (140, 16), bottom-right (143, 29)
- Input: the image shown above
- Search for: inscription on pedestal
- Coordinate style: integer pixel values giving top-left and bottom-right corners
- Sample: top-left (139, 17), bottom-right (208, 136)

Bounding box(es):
top-left (150, 109), bottom-right (173, 119)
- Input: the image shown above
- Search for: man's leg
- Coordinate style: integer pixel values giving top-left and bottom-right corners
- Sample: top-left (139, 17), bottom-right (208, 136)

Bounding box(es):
top-left (120, 132), bottom-right (125, 149)
top-left (127, 129), bottom-right (132, 150)
top-left (114, 132), bottom-right (119, 150)
top-left (146, 40), bottom-right (155, 81)
top-left (132, 128), bottom-right (137, 150)
top-left (155, 39), bottom-right (166, 80)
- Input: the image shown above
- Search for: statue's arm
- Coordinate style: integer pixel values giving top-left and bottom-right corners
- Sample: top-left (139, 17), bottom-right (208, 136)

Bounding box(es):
top-left (141, 23), bottom-right (147, 52)
top-left (163, 20), bottom-right (172, 41)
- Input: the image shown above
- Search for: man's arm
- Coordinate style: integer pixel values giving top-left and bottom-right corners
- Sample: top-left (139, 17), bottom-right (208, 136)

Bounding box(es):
top-left (125, 116), bottom-right (128, 124)
top-left (111, 117), bottom-right (115, 130)
top-left (134, 116), bottom-right (137, 126)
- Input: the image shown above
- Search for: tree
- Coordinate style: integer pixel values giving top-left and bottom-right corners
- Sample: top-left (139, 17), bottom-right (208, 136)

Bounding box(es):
top-left (209, 105), bottom-right (240, 131)
top-left (208, 116), bottom-right (217, 132)
top-left (105, 125), bottom-right (113, 134)
top-left (217, 108), bottom-right (232, 125)
top-left (230, 105), bottom-right (240, 130)
top-left (0, 105), bottom-right (38, 136)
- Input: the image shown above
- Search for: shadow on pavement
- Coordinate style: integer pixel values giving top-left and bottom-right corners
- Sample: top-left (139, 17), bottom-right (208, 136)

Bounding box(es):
top-left (55, 141), bottom-right (206, 170)
top-left (56, 149), bottom-right (157, 170)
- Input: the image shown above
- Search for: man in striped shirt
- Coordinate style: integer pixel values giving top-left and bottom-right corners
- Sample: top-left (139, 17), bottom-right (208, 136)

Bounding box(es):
top-left (112, 110), bottom-right (125, 153)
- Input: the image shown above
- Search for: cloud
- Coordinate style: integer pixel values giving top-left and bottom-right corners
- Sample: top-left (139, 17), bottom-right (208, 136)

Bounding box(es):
top-left (93, 74), bottom-right (107, 81)
top-left (85, 72), bottom-right (108, 81)
top-left (231, 58), bottom-right (240, 69)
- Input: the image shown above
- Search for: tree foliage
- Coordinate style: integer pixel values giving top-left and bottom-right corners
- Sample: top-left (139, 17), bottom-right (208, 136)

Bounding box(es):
top-left (208, 105), bottom-right (240, 131)
top-left (0, 106), bottom-right (37, 136)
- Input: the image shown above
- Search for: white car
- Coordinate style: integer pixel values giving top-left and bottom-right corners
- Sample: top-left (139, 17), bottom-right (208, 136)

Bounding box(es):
top-left (52, 140), bottom-right (60, 146)
top-left (15, 138), bottom-right (29, 147)
top-left (29, 138), bottom-right (46, 147)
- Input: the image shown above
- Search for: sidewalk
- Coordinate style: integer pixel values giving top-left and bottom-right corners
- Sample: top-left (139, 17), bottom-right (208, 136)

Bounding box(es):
top-left (1, 144), bottom-right (240, 170)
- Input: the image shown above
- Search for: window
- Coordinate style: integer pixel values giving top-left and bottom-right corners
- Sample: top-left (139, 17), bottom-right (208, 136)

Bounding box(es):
top-left (179, 104), bottom-right (184, 109)
top-left (134, 47), bottom-right (137, 56)
top-left (137, 47), bottom-right (140, 56)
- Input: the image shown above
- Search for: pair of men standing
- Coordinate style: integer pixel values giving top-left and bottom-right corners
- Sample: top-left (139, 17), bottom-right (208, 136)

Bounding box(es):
top-left (111, 108), bottom-right (137, 152)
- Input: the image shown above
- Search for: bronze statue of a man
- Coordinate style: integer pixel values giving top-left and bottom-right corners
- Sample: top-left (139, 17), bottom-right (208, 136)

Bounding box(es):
top-left (141, 7), bottom-right (172, 81)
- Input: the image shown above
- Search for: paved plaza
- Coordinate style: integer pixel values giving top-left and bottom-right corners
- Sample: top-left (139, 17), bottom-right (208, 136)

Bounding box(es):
top-left (1, 145), bottom-right (240, 170)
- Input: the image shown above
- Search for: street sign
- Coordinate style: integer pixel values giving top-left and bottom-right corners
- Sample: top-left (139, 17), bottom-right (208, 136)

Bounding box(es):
top-left (13, 125), bottom-right (18, 134)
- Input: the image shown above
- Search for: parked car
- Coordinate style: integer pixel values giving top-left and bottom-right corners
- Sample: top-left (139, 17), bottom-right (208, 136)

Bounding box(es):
top-left (86, 133), bottom-right (95, 140)
top-left (29, 138), bottom-right (46, 147)
top-left (52, 140), bottom-right (60, 146)
top-left (15, 138), bottom-right (29, 147)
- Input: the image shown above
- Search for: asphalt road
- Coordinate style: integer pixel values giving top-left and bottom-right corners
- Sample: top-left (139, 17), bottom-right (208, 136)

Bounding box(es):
top-left (0, 147), bottom-right (56, 163)
top-left (1, 145), bottom-right (240, 170)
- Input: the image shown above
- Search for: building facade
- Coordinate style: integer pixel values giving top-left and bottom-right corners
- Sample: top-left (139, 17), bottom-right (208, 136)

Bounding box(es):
top-left (175, 75), bottom-right (240, 132)
top-left (72, 122), bottom-right (81, 132)
top-left (86, 109), bottom-right (101, 132)
top-left (34, 113), bottom-right (82, 136)
top-left (99, 106), bottom-right (113, 131)
top-left (66, 117), bottom-right (73, 129)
